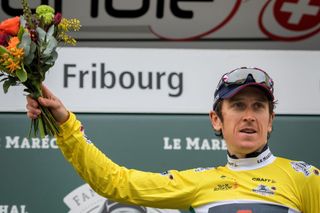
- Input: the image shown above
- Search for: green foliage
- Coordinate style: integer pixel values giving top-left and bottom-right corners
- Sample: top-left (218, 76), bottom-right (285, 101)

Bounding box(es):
top-left (16, 69), bottom-right (27, 82)
top-left (17, 25), bottom-right (25, 40)
top-left (23, 41), bottom-right (36, 65)
top-left (2, 76), bottom-right (18, 93)
top-left (0, 46), bottom-right (8, 54)
top-left (18, 31), bottom-right (31, 56)
top-left (36, 5), bottom-right (55, 26)
top-left (0, 0), bottom-right (80, 138)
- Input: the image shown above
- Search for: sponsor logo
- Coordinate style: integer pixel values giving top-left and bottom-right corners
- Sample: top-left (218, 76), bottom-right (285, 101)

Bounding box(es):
top-left (194, 167), bottom-right (213, 172)
top-left (0, 205), bottom-right (28, 213)
top-left (214, 175), bottom-right (238, 191)
top-left (64, 184), bottom-right (181, 213)
top-left (291, 161), bottom-right (312, 176)
top-left (1, 0), bottom-right (318, 43)
top-left (257, 152), bottom-right (272, 164)
top-left (252, 185), bottom-right (275, 196)
top-left (0, 136), bottom-right (58, 149)
top-left (259, 0), bottom-right (320, 41)
top-left (64, 63), bottom-right (184, 98)
top-left (214, 184), bottom-right (233, 191)
top-left (252, 177), bottom-right (276, 183)
top-left (163, 137), bottom-right (227, 150)
top-left (0, 0), bottom-right (241, 41)
top-left (227, 161), bottom-right (239, 168)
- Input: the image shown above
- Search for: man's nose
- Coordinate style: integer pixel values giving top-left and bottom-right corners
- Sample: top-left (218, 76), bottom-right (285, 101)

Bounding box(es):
top-left (242, 109), bottom-right (256, 122)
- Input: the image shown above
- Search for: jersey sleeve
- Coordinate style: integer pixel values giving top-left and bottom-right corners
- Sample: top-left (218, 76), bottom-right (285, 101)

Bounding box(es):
top-left (56, 112), bottom-right (198, 210)
top-left (299, 165), bottom-right (320, 213)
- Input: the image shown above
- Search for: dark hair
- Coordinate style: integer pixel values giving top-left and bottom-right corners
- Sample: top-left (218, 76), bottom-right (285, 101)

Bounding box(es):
top-left (213, 99), bottom-right (276, 138)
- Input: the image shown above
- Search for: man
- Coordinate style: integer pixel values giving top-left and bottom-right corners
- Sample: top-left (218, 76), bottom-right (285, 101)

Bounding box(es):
top-left (26, 67), bottom-right (319, 212)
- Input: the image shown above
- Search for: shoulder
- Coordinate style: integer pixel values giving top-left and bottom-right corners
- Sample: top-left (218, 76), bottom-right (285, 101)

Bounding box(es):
top-left (169, 167), bottom-right (217, 179)
top-left (275, 157), bottom-right (319, 183)
top-left (175, 167), bottom-right (216, 175)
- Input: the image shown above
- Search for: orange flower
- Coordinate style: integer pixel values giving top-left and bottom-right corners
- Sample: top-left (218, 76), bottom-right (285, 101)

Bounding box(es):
top-left (0, 16), bottom-right (20, 36)
top-left (5, 58), bottom-right (21, 73)
top-left (11, 48), bottom-right (24, 59)
top-left (6, 37), bottom-right (20, 50)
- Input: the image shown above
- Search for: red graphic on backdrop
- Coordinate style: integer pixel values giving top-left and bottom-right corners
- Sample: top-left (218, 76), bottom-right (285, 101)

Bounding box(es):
top-left (274, 0), bottom-right (320, 31)
top-left (259, 0), bottom-right (320, 41)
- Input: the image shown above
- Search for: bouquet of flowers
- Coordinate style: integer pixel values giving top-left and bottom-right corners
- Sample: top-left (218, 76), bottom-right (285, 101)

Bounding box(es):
top-left (0, 0), bottom-right (80, 138)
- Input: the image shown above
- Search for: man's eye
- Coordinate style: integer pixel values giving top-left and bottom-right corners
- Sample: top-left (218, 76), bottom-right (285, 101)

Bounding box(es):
top-left (233, 102), bottom-right (244, 108)
top-left (254, 102), bottom-right (265, 109)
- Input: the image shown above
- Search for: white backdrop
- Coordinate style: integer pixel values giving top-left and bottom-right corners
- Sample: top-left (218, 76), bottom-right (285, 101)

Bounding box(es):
top-left (1, 48), bottom-right (319, 114)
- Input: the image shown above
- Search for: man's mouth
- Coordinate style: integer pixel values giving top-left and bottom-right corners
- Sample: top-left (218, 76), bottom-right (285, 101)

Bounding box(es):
top-left (240, 128), bottom-right (257, 134)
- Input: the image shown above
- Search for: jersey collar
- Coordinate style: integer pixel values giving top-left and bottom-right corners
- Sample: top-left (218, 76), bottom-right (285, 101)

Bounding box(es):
top-left (227, 147), bottom-right (276, 171)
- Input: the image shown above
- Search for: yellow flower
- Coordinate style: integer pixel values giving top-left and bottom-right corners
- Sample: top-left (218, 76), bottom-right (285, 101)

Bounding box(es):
top-left (57, 18), bottom-right (80, 45)
top-left (69, 18), bottom-right (81, 31)
top-left (58, 18), bottom-right (81, 32)
top-left (58, 18), bottom-right (68, 31)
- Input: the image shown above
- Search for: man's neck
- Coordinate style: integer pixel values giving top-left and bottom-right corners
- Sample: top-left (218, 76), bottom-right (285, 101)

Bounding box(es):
top-left (227, 144), bottom-right (269, 159)
top-left (227, 145), bottom-right (275, 170)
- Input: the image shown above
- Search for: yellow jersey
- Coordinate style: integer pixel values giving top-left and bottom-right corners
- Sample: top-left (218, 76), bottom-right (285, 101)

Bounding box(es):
top-left (56, 113), bottom-right (320, 213)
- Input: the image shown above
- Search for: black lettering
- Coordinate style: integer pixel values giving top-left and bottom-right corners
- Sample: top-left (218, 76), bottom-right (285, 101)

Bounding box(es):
top-left (101, 64), bottom-right (116, 88)
top-left (82, 192), bottom-right (91, 202)
top-left (156, 72), bottom-right (166, 89)
top-left (72, 195), bottom-right (81, 206)
top-left (120, 72), bottom-right (134, 89)
top-left (91, 0), bottom-right (99, 17)
top-left (79, 70), bottom-right (89, 88)
top-left (106, 0), bottom-right (149, 18)
top-left (156, 0), bottom-right (165, 18)
top-left (171, 0), bottom-right (214, 19)
top-left (138, 72), bottom-right (152, 89)
top-left (64, 64), bottom-right (77, 87)
top-left (92, 63), bottom-right (97, 88)
top-left (168, 72), bottom-right (183, 97)
top-left (54, 0), bottom-right (62, 13)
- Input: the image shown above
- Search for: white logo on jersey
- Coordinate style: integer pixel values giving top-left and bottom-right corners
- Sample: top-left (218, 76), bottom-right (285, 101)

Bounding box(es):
top-left (290, 161), bottom-right (312, 176)
top-left (252, 185), bottom-right (275, 196)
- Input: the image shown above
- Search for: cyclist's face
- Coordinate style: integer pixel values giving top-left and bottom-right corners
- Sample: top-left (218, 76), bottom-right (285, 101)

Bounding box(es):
top-left (210, 87), bottom-right (274, 157)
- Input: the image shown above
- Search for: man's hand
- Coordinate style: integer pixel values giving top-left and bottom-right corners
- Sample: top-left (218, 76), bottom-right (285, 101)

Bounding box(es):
top-left (26, 85), bottom-right (69, 124)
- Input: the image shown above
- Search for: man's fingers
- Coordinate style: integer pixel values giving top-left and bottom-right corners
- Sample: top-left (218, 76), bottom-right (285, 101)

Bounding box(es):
top-left (26, 102), bottom-right (41, 112)
top-left (26, 95), bottom-right (41, 119)
top-left (41, 84), bottom-right (56, 99)
top-left (38, 96), bottom-right (59, 108)
top-left (27, 111), bottom-right (39, 119)
top-left (26, 95), bottom-right (39, 108)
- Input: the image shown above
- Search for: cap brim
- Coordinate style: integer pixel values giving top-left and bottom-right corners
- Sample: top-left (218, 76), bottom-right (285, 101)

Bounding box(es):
top-left (221, 82), bottom-right (274, 101)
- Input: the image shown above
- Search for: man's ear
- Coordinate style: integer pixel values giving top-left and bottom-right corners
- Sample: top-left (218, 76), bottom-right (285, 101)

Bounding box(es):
top-left (209, 110), bottom-right (222, 132)
top-left (268, 112), bottom-right (275, 133)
